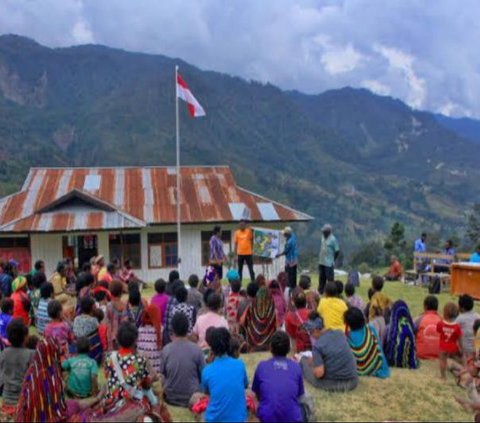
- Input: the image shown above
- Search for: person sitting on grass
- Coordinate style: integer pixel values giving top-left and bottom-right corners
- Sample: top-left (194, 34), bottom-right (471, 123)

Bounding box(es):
top-left (269, 280), bottom-right (287, 328)
top-left (73, 296), bottom-right (99, 338)
top-left (384, 255), bottom-right (403, 281)
top-left (0, 318), bottom-right (34, 419)
top-left (252, 330), bottom-right (305, 423)
top-left (105, 280), bottom-right (130, 351)
top-left (285, 292), bottom-right (312, 353)
top-left (456, 294), bottom-right (480, 361)
top-left (0, 298), bottom-right (13, 340)
top-left (344, 307), bottom-right (390, 379)
top-left (335, 280), bottom-right (345, 300)
top-left (127, 283), bottom-right (146, 328)
top-left (171, 285), bottom-right (197, 335)
top-left (345, 283), bottom-right (365, 312)
top-left (151, 278), bottom-right (169, 318)
top-left (300, 312), bottom-right (358, 392)
top-left (414, 295), bottom-right (442, 359)
top-left (192, 292), bottom-right (229, 351)
top-left (160, 312), bottom-right (205, 407)
top-left (226, 278), bottom-right (242, 335)
top-left (299, 275), bottom-right (320, 311)
top-left (187, 274), bottom-right (203, 313)
top-left (162, 279), bottom-right (184, 346)
top-left (437, 301), bottom-right (462, 380)
top-left (200, 327), bottom-right (249, 423)
top-left (137, 304), bottom-right (163, 374)
top-left (470, 245), bottom-right (480, 263)
top-left (62, 336), bottom-right (99, 398)
top-left (45, 300), bottom-right (75, 361)
top-left (317, 281), bottom-right (348, 331)
top-left (368, 276), bottom-right (392, 324)
top-left (35, 282), bottom-right (54, 335)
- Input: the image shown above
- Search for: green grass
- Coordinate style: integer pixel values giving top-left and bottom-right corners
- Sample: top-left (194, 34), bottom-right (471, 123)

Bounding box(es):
top-left (142, 280), bottom-right (475, 422)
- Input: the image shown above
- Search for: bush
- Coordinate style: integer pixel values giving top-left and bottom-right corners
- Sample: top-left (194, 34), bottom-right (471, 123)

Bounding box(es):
top-left (358, 262), bottom-right (371, 274)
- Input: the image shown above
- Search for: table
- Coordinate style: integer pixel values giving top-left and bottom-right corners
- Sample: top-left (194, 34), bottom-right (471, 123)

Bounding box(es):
top-left (451, 263), bottom-right (480, 298)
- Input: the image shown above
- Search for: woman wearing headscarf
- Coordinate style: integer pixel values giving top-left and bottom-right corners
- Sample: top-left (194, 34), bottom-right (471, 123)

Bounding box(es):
top-left (11, 276), bottom-right (31, 326)
top-left (137, 304), bottom-right (163, 374)
top-left (240, 279), bottom-right (277, 352)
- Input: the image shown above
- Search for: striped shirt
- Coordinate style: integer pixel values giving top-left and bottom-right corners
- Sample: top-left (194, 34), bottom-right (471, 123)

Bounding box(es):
top-left (137, 325), bottom-right (162, 374)
top-left (35, 298), bottom-right (51, 335)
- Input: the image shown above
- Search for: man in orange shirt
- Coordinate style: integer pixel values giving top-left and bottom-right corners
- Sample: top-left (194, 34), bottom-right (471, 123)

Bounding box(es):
top-left (234, 219), bottom-right (255, 283)
top-left (385, 255), bottom-right (403, 281)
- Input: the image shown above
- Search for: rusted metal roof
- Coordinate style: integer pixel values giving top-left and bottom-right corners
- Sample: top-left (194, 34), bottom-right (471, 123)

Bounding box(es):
top-left (0, 166), bottom-right (312, 232)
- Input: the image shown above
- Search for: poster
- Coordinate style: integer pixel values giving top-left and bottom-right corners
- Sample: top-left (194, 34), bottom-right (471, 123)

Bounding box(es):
top-left (149, 245), bottom-right (162, 268)
top-left (253, 228), bottom-right (281, 259)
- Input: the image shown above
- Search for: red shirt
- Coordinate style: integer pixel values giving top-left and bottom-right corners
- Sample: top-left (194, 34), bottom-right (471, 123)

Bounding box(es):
top-left (285, 308), bottom-right (311, 352)
top-left (436, 320), bottom-right (462, 354)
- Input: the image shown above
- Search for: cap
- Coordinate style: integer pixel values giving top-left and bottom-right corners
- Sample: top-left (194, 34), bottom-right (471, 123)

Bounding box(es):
top-left (303, 316), bottom-right (324, 332)
top-left (283, 226), bottom-right (293, 235)
top-left (322, 224), bottom-right (332, 232)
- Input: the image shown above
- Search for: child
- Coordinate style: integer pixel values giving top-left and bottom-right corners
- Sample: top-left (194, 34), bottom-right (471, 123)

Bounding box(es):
top-left (0, 298), bottom-right (13, 340)
top-left (35, 282), bottom-right (54, 335)
top-left (226, 279), bottom-right (242, 335)
top-left (366, 288), bottom-right (387, 345)
top-left (0, 319), bottom-right (34, 418)
top-left (368, 276), bottom-right (392, 324)
top-left (44, 300), bottom-right (75, 361)
top-left (456, 294), bottom-right (480, 360)
top-left (137, 305), bottom-right (162, 374)
top-left (94, 307), bottom-right (108, 352)
top-left (151, 278), bottom-right (169, 319)
top-left (269, 280), bottom-right (287, 328)
top-left (73, 296), bottom-right (99, 338)
top-left (335, 280), bottom-right (345, 300)
top-left (317, 281), bottom-right (347, 331)
top-left (127, 285), bottom-right (145, 328)
top-left (414, 295), bottom-right (442, 359)
top-left (345, 283), bottom-right (365, 311)
top-left (171, 286), bottom-right (197, 335)
top-left (94, 289), bottom-right (109, 315)
top-left (437, 302), bottom-right (462, 380)
top-left (106, 280), bottom-right (130, 351)
top-left (299, 275), bottom-right (320, 311)
top-left (62, 336), bottom-right (99, 398)
top-left (11, 276), bottom-right (31, 326)
top-left (187, 274), bottom-right (203, 312)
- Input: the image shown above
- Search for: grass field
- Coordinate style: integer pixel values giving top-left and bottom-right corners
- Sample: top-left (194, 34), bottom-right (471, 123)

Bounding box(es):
top-left (140, 280), bottom-right (477, 422)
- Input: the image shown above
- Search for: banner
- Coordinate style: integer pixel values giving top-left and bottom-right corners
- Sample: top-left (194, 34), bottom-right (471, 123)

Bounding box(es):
top-left (253, 227), bottom-right (281, 259)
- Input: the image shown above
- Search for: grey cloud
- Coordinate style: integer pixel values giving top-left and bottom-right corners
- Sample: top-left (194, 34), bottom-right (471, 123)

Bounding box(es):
top-left (0, 0), bottom-right (479, 117)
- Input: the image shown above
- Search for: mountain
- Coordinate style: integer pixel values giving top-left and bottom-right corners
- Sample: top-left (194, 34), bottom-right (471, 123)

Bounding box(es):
top-left (0, 34), bottom-right (478, 260)
top-left (434, 114), bottom-right (480, 144)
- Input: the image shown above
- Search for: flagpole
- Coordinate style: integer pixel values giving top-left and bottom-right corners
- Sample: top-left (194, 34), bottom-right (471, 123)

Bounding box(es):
top-left (175, 65), bottom-right (182, 274)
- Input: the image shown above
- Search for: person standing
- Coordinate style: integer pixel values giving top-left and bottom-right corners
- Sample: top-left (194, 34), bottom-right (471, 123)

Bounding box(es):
top-left (414, 233), bottom-right (427, 253)
top-left (234, 219), bottom-right (255, 283)
top-left (318, 224), bottom-right (339, 295)
top-left (209, 226), bottom-right (226, 280)
top-left (276, 226), bottom-right (298, 290)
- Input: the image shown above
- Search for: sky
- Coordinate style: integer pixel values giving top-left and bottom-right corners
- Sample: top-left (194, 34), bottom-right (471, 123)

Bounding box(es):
top-left (1, 0), bottom-right (479, 118)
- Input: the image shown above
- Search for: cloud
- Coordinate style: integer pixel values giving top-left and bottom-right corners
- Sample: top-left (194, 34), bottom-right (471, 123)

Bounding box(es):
top-left (0, 0), bottom-right (480, 117)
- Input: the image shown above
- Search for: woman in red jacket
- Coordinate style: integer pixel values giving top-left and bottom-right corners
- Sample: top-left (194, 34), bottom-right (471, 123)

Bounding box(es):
top-left (11, 276), bottom-right (31, 326)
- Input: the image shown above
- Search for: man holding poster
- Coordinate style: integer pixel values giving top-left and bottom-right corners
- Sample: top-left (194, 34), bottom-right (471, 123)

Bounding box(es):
top-left (276, 227), bottom-right (298, 289)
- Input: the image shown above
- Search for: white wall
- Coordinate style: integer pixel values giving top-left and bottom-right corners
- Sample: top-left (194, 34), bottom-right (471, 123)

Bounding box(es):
top-left (30, 233), bottom-right (63, 277)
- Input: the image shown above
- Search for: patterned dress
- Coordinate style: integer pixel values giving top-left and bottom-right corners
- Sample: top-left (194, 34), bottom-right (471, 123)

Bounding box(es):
top-left (171, 303), bottom-right (196, 334)
top-left (226, 293), bottom-right (241, 335)
top-left (137, 325), bottom-right (162, 374)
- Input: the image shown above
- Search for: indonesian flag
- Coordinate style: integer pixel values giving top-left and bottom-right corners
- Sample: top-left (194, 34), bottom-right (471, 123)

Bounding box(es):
top-left (177, 73), bottom-right (206, 117)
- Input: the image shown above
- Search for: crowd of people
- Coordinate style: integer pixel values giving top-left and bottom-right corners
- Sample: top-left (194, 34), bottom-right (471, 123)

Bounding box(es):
top-left (0, 223), bottom-right (479, 422)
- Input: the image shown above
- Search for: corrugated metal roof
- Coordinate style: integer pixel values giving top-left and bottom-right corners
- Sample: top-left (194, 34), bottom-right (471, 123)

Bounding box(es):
top-left (0, 166), bottom-right (312, 232)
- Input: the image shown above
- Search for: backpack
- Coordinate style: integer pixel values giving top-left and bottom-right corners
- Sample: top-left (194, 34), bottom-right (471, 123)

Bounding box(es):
top-left (347, 270), bottom-right (360, 287)
top-left (428, 276), bottom-right (441, 294)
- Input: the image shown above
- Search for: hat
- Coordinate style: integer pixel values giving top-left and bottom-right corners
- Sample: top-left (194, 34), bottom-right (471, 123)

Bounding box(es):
top-left (8, 259), bottom-right (19, 268)
top-left (283, 226), bottom-right (293, 235)
top-left (303, 316), bottom-right (324, 333)
top-left (12, 276), bottom-right (27, 292)
top-left (322, 224), bottom-right (332, 232)
top-left (95, 255), bottom-right (105, 265)
top-left (226, 269), bottom-right (240, 282)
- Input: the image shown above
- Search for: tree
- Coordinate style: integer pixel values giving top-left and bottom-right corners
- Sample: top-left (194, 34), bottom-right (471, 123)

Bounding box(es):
top-left (467, 203), bottom-right (480, 247)
top-left (384, 222), bottom-right (410, 267)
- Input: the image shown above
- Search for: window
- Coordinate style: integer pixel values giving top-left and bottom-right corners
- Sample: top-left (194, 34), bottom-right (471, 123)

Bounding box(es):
top-left (109, 233), bottom-right (141, 268)
top-left (0, 237), bottom-right (29, 248)
top-left (148, 232), bottom-right (178, 268)
top-left (201, 231), bottom-right (232, 266)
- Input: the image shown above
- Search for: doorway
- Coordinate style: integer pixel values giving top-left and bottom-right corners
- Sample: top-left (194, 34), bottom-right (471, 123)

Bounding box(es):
top-left (63, 234), bottom-right (98, 269)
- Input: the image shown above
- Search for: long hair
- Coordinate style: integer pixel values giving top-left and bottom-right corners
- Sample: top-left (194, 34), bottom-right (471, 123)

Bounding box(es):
top-left (141, 304), bottom-right (162, 348)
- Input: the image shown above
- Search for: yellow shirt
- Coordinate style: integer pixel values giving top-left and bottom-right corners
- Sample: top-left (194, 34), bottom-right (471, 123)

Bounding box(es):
top-left (234, 228), bottom-right (253, 256)
top-left (317, 297), bottom-right (348, 331)
top-left (50, 272), bottom-right (66, 296)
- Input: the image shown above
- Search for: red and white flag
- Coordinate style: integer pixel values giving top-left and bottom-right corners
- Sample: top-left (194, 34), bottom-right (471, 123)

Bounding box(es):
top-left (176, 73), bottom-right (206, 117)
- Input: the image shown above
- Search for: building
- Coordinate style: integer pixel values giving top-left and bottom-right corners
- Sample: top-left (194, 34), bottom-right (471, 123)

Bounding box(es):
top-left (0, 166), bottom-right (312, 280)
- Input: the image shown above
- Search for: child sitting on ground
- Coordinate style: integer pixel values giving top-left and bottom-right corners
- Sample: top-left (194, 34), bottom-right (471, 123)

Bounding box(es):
top-left (127, 284), bottom-right (145, 328)
top-left (269, 280), bottom-right (287, 328)
top-left (368, 276), bottom-right (392, 324)
top-left (335, 280), bottom-right (345, 300)
top-left (414, 295), bottom-right (442, 359)
top-left (0, 298), bottom-right (13, 340)
top-left (44, 300), bottom-right (75, 361)
top-left (299, 275), bottom-right (320, 311)
top-left (366, 288), bottom-right (387, 346)
top-left (345, 283), bottom-right (365, 312)
top-left (187, 274), bottom-right (203, 313)
top-left (437, 302), bottom-right (463, 380)
top-left (106, 280), bottom-right (130, 351)
top-left (93, 307), bottom-right (108, 352)
top-left (94, 289), bottom-right (109, 315)
top-left (0, 319), bottom-right (34, 418)
top-left (317, 281), bottom-right (348, 331)
top-left (226, 279), bottom-right (242, 335)
top-left (73, 296), bottom-right (99, 338)
top-left (62, 336), bottom-right (99, 398)
top-left (35, 282), bottom-right (54, 335)
top-left (151, 278), bottom-right (169, 319)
